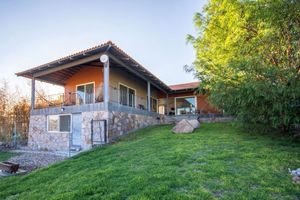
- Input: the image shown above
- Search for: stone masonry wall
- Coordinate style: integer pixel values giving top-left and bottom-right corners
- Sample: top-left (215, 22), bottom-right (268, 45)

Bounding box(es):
top-left (107, 111), bottom-right (168, 141)
top-left (81, 111), bottom-right (108, 150)
top-left (28, 110), bottom-right (171, 152)
top-left (28, 115), bottom-right (69, 151)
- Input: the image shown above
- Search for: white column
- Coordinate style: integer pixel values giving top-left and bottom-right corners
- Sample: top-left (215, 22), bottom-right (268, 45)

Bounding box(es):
top-left (31, 77), bottom-right (35, 110)
top-left (101, 55), bottom-right (110, 103)
top-left (147, 81), bottom-right (151, 112)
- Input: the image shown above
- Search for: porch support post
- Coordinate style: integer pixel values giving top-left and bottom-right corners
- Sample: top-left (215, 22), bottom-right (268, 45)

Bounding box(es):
top-left (31, 77), bottom-right (35, 110)
top-left (147, 81), bottom-right (151, 112)
top-left (101, 55), bottom-right (110, 103)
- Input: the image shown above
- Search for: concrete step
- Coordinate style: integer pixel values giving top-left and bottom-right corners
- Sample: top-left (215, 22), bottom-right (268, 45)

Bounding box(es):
top-left (70, 145), bottom-right (81, 152)
top-left (92, 141), bottom-right (106, 147)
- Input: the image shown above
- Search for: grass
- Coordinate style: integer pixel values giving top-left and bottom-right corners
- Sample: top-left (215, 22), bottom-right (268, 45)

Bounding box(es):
top-left (0, 151), bottom-right (16, 162)
top-left (0, 123), bottom-right (299, 199)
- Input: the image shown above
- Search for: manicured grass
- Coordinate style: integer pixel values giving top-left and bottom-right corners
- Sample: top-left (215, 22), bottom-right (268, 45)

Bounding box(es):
top-left (0, 151), bottom-right (16, 162)
top-left (0, 123), bottom-right (299, 199)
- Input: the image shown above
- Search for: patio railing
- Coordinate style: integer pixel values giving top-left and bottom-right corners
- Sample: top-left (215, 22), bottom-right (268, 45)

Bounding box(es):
top-left (34, 85), bottom-right (152, 111)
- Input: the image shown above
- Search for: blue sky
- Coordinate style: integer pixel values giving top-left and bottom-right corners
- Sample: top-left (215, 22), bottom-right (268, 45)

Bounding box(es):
top-left (0, 0), bottom-right (206, 95)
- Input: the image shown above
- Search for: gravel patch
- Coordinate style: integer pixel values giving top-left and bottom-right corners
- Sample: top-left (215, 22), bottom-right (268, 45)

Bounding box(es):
top-left (7, 152), bottom-right (67, 172)
top-left (0, 143), bottom-right (14, 151)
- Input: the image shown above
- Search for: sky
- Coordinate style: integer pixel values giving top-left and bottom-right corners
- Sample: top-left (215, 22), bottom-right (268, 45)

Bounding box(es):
top-left (0, 0), bottom-right (206, 95)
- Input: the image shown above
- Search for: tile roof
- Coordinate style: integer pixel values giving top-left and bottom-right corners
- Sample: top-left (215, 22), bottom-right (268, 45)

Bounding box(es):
top-left (16, 41), bottom-right (199, 93)
top-left (169, 82), bottom-right (200, 91)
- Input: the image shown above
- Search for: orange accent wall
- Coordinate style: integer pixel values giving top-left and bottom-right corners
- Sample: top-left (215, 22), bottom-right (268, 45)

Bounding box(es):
top-left (196, 95), bottom-right (220, 114)
top-left (64, 66), bottom-right (103, 104)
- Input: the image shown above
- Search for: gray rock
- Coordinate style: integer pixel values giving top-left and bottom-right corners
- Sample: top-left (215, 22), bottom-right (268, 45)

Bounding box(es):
top-left (172, 119), bottom-right (194, 134)
top-left (188, 119), bottom-right (200, 129)
top-left (289, 168), bottom-right (300, 185)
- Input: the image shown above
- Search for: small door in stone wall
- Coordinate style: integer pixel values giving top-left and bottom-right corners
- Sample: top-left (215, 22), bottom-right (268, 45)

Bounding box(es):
top-left (72, 114), bottom-right (82, 146)
top-left (91, 119), bottom-right (107, 144)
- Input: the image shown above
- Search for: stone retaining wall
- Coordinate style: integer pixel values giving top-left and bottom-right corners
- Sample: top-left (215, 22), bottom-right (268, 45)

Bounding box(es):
top-left (108, 111), bottom-right (165, 140)
top-left (172, 115), bottom-right (234, 123)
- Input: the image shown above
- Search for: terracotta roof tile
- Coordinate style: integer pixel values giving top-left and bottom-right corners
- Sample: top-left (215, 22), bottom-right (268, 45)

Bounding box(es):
top-left (169, 82), bottom-right (200, 91)
top-left (16, 41), bottom-right (199, 93)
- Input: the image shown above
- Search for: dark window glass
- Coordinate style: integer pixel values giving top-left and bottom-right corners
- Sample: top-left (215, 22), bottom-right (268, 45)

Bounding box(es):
top-left (152, 98), bottom-right (157, 112)
top-left (60, 115), bottom-right (71, 132)
top-left (119, 85), bottom-right (128, 105)
top-left (128, 88), bottom-right (135, 107)
top-left (85, 83), bottom-right (94, 104)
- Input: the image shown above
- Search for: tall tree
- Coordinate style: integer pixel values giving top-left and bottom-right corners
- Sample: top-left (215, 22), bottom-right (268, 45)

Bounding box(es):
top-left (188, 0), bottom-right (300, 133)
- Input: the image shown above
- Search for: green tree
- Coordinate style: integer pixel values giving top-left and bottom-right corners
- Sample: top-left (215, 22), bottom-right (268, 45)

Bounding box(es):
top-left (188, 0), bottom-right (300, 133)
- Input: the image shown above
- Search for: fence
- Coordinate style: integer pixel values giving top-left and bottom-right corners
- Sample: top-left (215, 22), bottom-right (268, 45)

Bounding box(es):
top-left (0, 121), bottom-right (28, 148)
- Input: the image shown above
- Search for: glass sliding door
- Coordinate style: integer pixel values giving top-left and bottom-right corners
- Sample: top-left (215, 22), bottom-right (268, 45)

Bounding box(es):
top-left (76, 85), bottom-right (85, 105)
top-left (85, 83), bottom-right (94, 104)
top-left (175, 96), bottom-right (196, 115)
top-left (76, 83), bottom-right (95, 105)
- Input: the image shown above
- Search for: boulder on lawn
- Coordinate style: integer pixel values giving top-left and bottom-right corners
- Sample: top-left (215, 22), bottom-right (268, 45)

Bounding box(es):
top-left (289, 168), bottom-right (300, 185)
top-left (188, 119), bottom-right (200, 129)
top-left (172, 119), bottom-right (194, 134)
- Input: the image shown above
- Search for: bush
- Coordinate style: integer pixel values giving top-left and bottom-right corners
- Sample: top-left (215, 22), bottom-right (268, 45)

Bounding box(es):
top-left (188, 0), bottom-right (300, 134)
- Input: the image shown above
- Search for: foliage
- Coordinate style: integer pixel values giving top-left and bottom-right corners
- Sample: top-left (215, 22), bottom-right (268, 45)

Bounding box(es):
top-left (187, 0), bottom-right (300, 133)
top-left (0, 80), bottom-right (30, 142)
top-left (0, 124), bottom-right (299, 199)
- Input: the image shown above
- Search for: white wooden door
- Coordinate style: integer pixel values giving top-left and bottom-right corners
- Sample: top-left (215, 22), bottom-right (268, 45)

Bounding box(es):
top-left (72, 114), bottom-right (82, 146)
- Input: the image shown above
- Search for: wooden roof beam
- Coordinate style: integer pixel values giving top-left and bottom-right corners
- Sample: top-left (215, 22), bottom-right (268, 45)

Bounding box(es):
top-left (33, 53), bottom-right (102, 78)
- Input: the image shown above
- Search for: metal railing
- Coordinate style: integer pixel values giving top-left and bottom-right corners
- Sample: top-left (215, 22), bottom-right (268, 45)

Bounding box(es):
top-left (34, 85), bottom-right (223, 117)
top-left (109, 86), bottom-right (148, 110)
top-left (34, 85), bottom-right (152, 111)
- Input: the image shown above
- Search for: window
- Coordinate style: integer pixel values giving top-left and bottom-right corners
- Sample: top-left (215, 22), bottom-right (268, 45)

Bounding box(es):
top-left (175, 96), bottom-right (196, 115)
top-left (76, 83), bottom-right (95, 105)
top-left (119, 84), bottom-right (128, 106)
top-left (151, 98), bottom-right (157, 112)
top-left (119, 84), bottom-right (136, 107)
top-left (128, 88), bottom-right (135, 107)
top-left (48, 115), bottom-right (71, 132)
top-left (146, 97), bottom-right (158, 112)
top-left (48, 115), bottom-right (59, 132)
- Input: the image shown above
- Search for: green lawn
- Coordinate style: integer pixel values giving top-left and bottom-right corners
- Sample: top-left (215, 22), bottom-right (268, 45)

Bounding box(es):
top-left (0, 123), bottom-right (299, 199)
top-left (0, 151), bottom-right (16, 162)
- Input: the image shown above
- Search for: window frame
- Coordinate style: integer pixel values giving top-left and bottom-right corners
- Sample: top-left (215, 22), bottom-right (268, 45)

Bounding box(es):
top-left (75, 82), bottom-right (95, 105)
top-left (47, 114), bottom-right (72, 133)
top-left (151, 97), bottom-right (158, 112)
top-left (146, 96), bottom-right (158, 113)
top-left (174, 96), bottom-right (197, 115)
top-left (118, 83), bottom-right (137, 108)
